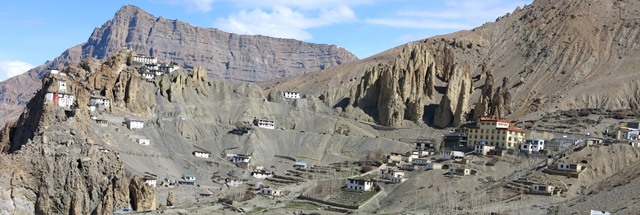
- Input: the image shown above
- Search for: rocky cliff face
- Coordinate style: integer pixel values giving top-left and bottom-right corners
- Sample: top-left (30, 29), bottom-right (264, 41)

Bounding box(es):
top-left (0, 134), bottom-right (134, 215)
top-left (325, 36), bottom-right (482, 127)
top-left (0, 4), bottom-right (357, 127)
top-left (434, 63), bottom-right (473, 128)
top-left (0, 51), bottom-right (158, 214)
top-left (473, 64), bottom-right (512, 119)
top-left (129, 176), bottom-right (156, 211)
top-left (59, 5), bottom-right (357, 82)
top-left (343, 41), bottom-right (476, 127)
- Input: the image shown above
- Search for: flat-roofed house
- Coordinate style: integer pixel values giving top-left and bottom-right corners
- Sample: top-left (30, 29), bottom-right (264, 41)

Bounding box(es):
top-left (346, 178), bottom-right (374, 191)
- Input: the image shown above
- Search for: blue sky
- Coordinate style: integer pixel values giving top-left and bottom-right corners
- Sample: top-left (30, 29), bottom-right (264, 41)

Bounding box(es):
top-left (0, 0), bottom-right (531, 81)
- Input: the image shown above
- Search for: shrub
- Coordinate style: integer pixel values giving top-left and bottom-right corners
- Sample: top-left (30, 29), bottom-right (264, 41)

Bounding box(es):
top-left (360, 165), bottom-right (374, 173)
top-left (579, 109), bottom-right (591, 117)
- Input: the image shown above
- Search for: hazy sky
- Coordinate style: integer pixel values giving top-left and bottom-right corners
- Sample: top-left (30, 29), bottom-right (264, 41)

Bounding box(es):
top-left (0, 0), bottom-right (531, 81)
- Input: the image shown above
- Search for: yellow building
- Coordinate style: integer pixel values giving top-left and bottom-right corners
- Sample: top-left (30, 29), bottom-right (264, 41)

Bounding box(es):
top-left (467, 117), bottom-right (526, 149)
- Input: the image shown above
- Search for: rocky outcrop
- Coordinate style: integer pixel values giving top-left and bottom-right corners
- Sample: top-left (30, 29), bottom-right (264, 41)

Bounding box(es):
top-left (129, 175), bottom-right (156, 211)
top-left (474, 65), bottom-right (512, 119)
top-left (267, 89), bottom-right (285, 103)
top-left (433, 64), bottom-right (473, 128)
top-left (166, 191), bottom-right (175, 207)
top-left (0, 52), bottom-right (166, 214)
top-left (342, 40), bottom-right (472, 127)
top-left (0, 142), bottom-right (133, 215)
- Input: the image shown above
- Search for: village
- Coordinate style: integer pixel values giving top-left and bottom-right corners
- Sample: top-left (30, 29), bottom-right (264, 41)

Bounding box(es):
top-left (39, 51), bottom-right (640, 214)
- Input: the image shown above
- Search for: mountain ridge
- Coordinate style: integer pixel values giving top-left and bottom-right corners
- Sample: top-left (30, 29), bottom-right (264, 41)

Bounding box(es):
top-left (0, 4), bottom-right (358, 127)
top-left (268, 0), bottom-right (640, 127)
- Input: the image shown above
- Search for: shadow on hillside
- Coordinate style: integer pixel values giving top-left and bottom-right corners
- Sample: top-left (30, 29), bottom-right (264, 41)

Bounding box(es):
top-left (423, 104), bottom-right (438, 127)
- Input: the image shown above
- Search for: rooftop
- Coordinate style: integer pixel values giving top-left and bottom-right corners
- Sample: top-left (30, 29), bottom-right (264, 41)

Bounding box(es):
top-left (478, 117), bottom-right (509, 123)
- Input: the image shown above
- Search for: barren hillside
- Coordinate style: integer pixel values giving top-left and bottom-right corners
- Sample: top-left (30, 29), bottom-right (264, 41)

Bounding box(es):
top-left (270, 0), bottom-right (640, 127)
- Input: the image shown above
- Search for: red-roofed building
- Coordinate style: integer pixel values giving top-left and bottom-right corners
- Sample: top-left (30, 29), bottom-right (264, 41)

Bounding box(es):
top-left (467, 117), bottom-right (526, 149)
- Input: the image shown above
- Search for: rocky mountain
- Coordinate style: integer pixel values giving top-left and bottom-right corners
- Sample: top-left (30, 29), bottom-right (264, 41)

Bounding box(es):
top-left (0, 5), bottom-right (358, 127)
top-left (3, 0), bottom-right (640, 214)
top-left (0, 49), bottom-right (421, 214)
top-left (270, 0), bottom-right (640, 127)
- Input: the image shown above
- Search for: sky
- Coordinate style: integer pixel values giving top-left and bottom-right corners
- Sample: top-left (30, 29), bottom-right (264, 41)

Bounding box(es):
top-left (0, 0), bottom-right (532, 81)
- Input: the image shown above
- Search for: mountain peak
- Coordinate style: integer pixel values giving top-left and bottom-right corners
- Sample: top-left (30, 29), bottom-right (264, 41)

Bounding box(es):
top-left (115, 5), bottom-right (147, 16)
top-left (112, 5), bottom-right (154, 23)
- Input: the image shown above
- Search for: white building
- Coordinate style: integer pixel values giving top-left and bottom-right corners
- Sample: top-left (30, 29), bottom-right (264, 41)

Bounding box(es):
top-left (49, 69), bottom-right (60, 75)
top-left (380, 168), bottom-right (405, 183)
top-left (126, 119), bottom-right (144, 129)
top-left (449, 167), bottom-right (473, 176)
top-left (230, 154), bottom-right (251, 163)
top-left (137, 138), bottom-right (150, 146)
top-left (284, 91), bottom-right (301, 99)
top-left (95, 119), bottom-right (109, 127)
top-left (412, 158), bottom-right (430, 166)
top-left (438, 151), bottom-right (464, 160)
top-left (89, 96), bottom-right (110, 108)
top-left (225, 178), bottom-right (245, 187)
top-left (467, 117), bottom-right (526, 149)
top-left (557, 163), bottom-right (584, 172)
top-left (408, 151), bottom-right (420, 159)
top-left (58, 81), bottom-right (67, 91)
top-left (293, 162), bottom-right (308, 169)
top-left (632, 142), bottom-right (640, 148)
top-left (133, 54), bottom-right (158, 65)
top-left (346, 179), bottom-right (374, 191)
top-left (255, 119), bottom-right (275, 129)
top-left (159, 63), bottom-right (180, 73)
top-left (165, 177), bottom-right (177, 186)
top-left (141, 72), bottom-right (155, 79)
top-left (521, 138), bottom-right (545, 153)
top-left (182, 173), bottom-right (196, 181)
top-left (44, 92), bottom-right (75, 108)
top-left (530, 184), bottom-right (555, 195)
top-left (251, 171), bottom-right (274, 179)
top-left (474, 143), bottom-right (496, 155)
top-left (143, 176), bottom-right (157, 187)
top-left (145, 64), bottom-right (159, 71)
top-left (426, 163), bottom-right (444, 170)
top-left (261, 188), bottom-right (282, 196)
top-left (590, 210), bottom-right (612, 215)
top-left (193, 150), bottom-right (210, 158)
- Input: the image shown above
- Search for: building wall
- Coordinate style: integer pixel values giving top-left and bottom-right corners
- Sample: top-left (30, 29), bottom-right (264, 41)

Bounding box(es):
top-left (195, 152), bottom-right (210, 158)
top-left (346, 180), bottom-right (373, 191)
top-left (133, 55), bottom-right (158, 65)
top-left (138, 139), bottom-right (150, 145)
top-left (557, 163), bottom-right (582, 172)
top-left (58, 81), bottom-right (67, 91)
top-left (128, 121), bottom-right (144, 129)
top-left (257, 120), bottom-right (275, 129)
top-left (284, 92), bottom-right (301, 99)
top-left (144, 179), bottom-right (157, 187)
